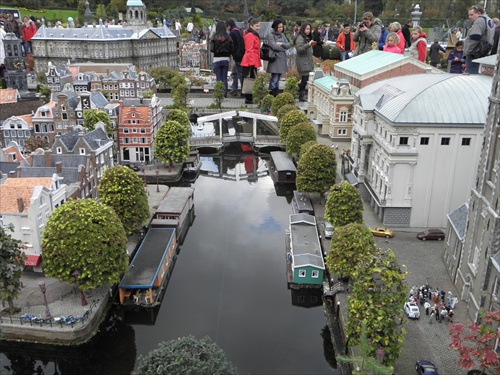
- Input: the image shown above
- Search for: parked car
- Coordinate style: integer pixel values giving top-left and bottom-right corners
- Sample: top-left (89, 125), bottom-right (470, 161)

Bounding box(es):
top-left (324, 221), bottom-right (334, 239)
top-left (370, 226), bottom-right (394, 238)
top-left (417, 229), bottom-right (445, 241)
top-left (415, 360), bottom-right (439, 375)
top-left (404, 302), bottom-right (420, 319)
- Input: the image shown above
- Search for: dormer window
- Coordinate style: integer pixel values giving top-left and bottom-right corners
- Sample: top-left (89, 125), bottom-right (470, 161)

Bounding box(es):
top-left (79, 148), bottom-right (86, 155)
top-left (132, 113), bottom-right (135, 117)
top-left (56, 147), bottom-right (62, 154)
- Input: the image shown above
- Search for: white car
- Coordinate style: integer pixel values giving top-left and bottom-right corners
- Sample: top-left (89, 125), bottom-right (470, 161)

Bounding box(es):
top-left (404, 302), bottom-right (420, 319)
top-left (324, 221), bottom-right (334, 239)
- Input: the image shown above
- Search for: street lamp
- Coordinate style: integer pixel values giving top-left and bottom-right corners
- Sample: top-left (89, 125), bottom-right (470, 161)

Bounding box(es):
top-left (38, 280), bottom-right (52, 319)
top-left (156, 170), bottom-right (159, 192)
top-left (71, 269), bottom-right (88, 306)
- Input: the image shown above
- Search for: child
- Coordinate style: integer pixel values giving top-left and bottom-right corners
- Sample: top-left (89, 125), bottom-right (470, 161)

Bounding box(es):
top-left (409, 26), bottom-right (427, 62)
top-left (447, 41), bottom-right (465, 74)
top-left (383, 32), bottom-right (402, 54)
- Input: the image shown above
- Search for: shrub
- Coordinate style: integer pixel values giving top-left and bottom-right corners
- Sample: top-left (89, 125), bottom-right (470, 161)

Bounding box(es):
top-left (252, 74), bottom-right (269, 105)
top-left (283, 76), bottom-right (299, 99)
top-left (286, 122), bottom-right (316, 156)
top-left (276, 104), bottom-right (300, 122)
top-left (279, 109), bottom-right (308, 141)
top-left (271, 92), bottom-right (295, 116)
top-left (260, 94), bottom-right (274, 112)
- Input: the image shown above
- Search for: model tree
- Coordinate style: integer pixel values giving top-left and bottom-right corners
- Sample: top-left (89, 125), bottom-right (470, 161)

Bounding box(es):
top-left (98, 165), bottom-right (150, 235)
top-left (279, 109), bottom-right (308, 141)
top-left (326, 223), bottom-right (376, 279)
top-left (347, 248), bottom-right (408, 366)
top-left (449, 310), bottom-right (500, 374)
top-left (286, 122), bottom-right (317, 156)
top-left (23, 136), bottom-right (50, 153)
top-left (276, 103), bottom-right (299, 122)
top-left (41, 199), bottom-right (128, 291)
top-left (171, 74), bottom-right (189, 109)
top-left (325, 181), bottom-right (364, 228)
top-left (271, 92), bottom-right (294, 116)
top-left (296, 144), bottom-right (337, 194)
top-left (212, 81), bottom-right (225, 109)
top-left (153, 119), bottom-right (190, 168)
top-left (0, 224), bottom-right (26, 313)
top-left (83, 109), bottom-right (113, 136)
top-left (166, 109), bottom-right (191, 135)
top-left (300, 140), bottom-right (318, 156)
top-left (148, 66), bottom-right (179, 90)
top-left (136, 336), bottom-right (238, 375)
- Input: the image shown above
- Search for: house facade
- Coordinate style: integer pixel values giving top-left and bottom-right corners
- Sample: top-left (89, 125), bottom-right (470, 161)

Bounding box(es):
top-left (349, 73), bottom-right (491, 228)
top-left (45, 63), bottom-right (73, 92)
top-left (1, 115), bottom-right (33, 148)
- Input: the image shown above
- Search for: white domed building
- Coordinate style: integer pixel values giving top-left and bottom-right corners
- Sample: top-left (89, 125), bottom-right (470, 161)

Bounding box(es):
top-left (349, 73), bottom-right (492, 228)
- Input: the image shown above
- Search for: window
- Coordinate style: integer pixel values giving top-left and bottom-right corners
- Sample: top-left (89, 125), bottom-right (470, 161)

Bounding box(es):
top-left (4, 131), bottom-right (9, 137)
top-left (37, 213), bottom-right (44, 227)
top-left (311, 270), bottom-right (319, 278)
top-left (337, 129), bottom-right (347, 135)
top-left (298, 270), bottom-right (306, 278)
top-left (140, 138), bottom-right (147, 143)
top-left (56, 147), bottom-right (62, 154)
top-left (339, 111), bottom-right (348, 122)
top-left (123, 138), bottom-right (130, 144)
top-left (123, 128), bottom-right (129, 134)
top-left (25, 131), bottom-right (30, 137)
top-left (18, 131), bottom-right (23, 137)
top-left (441, 137), bottom-right (450, 145)
top-left (140, 128), bottom-right (146, 134)
top-left (132, 128), bottom-right (137, 133)
top-left (399, 137), bottom-right (409, 145)
top-left (79, 148), bottom-right (86, 155)
top-left (462, 138), bottom-right (471, 146)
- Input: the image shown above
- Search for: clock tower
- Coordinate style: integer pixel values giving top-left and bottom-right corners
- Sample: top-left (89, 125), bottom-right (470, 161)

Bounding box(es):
top-left (3, 32), bottom-right (28, 92)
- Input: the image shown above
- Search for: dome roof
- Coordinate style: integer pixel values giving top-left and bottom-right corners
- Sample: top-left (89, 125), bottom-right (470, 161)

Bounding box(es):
top-left (356, 73), bottom-right (492, 125)
top-left (127, 0), bottom-right (144, 6)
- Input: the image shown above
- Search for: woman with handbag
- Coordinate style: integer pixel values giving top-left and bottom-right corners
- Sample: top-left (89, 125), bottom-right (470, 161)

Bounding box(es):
top-left (266, 19), bottom-right (290, 97)
top-left (241, 18), bottom-right (261, 105)
top-left (294, 22), bottom-right (314, 102)
top-left (210, 20), bottom-right (234, 98)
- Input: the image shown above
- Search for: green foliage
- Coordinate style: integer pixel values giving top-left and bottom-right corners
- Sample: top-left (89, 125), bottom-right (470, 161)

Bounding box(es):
top-left (296, 144), bottom-right (336, 194)
top-left (141, 89), bottom-right (153, 98)
top-left (325, 181), bottom-right (364, 228)
top-left (166, 109), bottom-right (191, 135)
top-left (283, 76), bottom-right (299, 99)
top-left (252, 74), bottom-right (270, 105)
top-left (41, 199), bottom-right (129, 291)
top-left (137, 335), bottom-right (237, 375)
top-left (148, 67), bottom-right (179, 90)
top-left (260, 94), bottom-right (274, 112)
top-left (153, 120), bottom-right (190, 166)
top-left (300, 140), bottom-right (318, 156)
top-left (83, 109), bottom-right (113, 136)
top-left (98, 166), bottom-right (150, 235)
top-left (96, 3), bottom-right (106, 19)
top-left (276, 103), bottom-right (299, 123)
top-left (213, 81), bottom-right (225, 109)
top-left (23, 136), bottom-right (50, 153)
top-left (0, 224), bottom-right (25, 313)
top-left (279, 109), bottom-right (308, 142)
top-left (326, 223), bottom-right (376, 279)
top-left (347, 248), bottom-right (408, 366)
top-left (171, 74), bottom-right (189, 109)
top-left (36, 71), bottom-right (46, 85)
top-left (285, 122), bottom-right (316, 156)
top-left (37, 85), bottom-right (51, 104)
top-left (272, 92), bottom-right (295, 117)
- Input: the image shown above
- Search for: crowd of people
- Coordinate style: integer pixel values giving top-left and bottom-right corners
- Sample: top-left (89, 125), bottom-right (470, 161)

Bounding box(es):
top-left (409, 285), bottom-right (458, 324)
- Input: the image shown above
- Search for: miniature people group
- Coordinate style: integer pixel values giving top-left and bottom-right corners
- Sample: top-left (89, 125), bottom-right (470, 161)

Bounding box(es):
top-left (409, 285), bottom-right (457, 324)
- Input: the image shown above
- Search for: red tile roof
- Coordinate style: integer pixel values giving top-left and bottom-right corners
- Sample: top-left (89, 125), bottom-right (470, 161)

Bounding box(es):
top-left (0, 178), bottom-right (52, 213)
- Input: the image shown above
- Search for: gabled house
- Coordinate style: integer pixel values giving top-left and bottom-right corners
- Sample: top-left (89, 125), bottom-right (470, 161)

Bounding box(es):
top-left (45, 63), bottom-right (72, 92)
top-left (1, 115), bottom-right (33, 148)
top-left (31, 102), bottom-right (56, 145)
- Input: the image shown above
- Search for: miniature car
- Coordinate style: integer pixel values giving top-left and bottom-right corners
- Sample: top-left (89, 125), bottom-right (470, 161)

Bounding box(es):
top-left (370, 226), bottom-right (394, 238)
top-left (404, 302), bottom-right (420, 319)
top-left (324, 221), bottom-right (334, 239)
top-left (417, 229), bottom-right (445, 241)
top-left (415, 360), bottom-right (439, 375)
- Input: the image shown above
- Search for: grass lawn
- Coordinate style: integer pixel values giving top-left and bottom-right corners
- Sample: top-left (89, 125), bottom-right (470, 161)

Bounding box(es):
top-left (0, 5), bottom-right (77, 22)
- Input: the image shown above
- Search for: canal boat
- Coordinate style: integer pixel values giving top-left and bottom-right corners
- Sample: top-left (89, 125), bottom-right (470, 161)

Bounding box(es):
top-left (291, 190), bottom-right (314, 215)
top-left (118, 228), bottom-right (177, 306)
top-left (149, 187), bottom-right (195, 244)
top-left (268, 151), bottom-right (296, 185)
top-left (182, 150), bottom-right (202, 179)
top-left (285, 213), bottom-right (325, 290)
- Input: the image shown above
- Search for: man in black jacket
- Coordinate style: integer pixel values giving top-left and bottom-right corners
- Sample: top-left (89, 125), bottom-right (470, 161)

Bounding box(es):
top-left (226, 19), bottom-right (244, 96)
top-left (401, 20), bottom-right (413, 48)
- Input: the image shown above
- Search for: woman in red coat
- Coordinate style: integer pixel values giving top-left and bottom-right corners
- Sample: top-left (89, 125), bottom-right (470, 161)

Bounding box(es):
top-left (241, 18), bottom-right (261, 105)
top-left (21, 16), bottom-right (37, 56)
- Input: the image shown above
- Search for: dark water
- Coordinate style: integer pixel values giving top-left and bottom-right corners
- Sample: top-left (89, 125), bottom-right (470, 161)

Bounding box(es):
top-left (0, 153), bottom-right (338, 375)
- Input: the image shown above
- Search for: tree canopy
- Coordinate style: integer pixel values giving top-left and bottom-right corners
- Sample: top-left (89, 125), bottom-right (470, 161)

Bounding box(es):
top-left (279, 109), bottom-right (308, 142)
top-left (296, 144), bottom-right (337, 194)
top-left (41, 199), bottom-right (128, 291)
top-left (273, 92), bottom-right (296, 119)
top-left (0, 224), bottom-right (26, 313)
top-left (165, 109), bottom-right (191, 134)
top-left (148, 67), bottom-right (179, 90)
top-left (326, 223), bottom-right (376, 279)
top-left (136, 336), bottom-right (237, 375)
top-left (276, 104), bottom-right (299, 123)
top-left (23, 136), bottom-right (50, 153)
top-left (153, 119), bottom-right (190, 165)
top-left (98, 165), bottom-right (150, 234)
top-left (83, 109), bottom-right (113, 136)
top-left (286, 122), bottom-right (317, 156)
top-left (325, 181), bottom-right (364, 228)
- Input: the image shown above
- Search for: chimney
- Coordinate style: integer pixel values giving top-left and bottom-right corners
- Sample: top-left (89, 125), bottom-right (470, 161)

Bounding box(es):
top-left (17, 197), bottom-right (24, 213)
top-left (55, 161), bottom-right (62, 173)
top-left (45, 150), bottom-right (52, 167)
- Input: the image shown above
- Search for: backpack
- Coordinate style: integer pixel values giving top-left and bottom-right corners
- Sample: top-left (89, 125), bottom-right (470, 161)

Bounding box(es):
top-left (260, 40), bottom-right (276, 62)
top-left (470, 16), bottom-right (494, 58)
top-left (231, 27), bottom-right (246, 62)
top-left (378, 26), bottom-right (388, 50)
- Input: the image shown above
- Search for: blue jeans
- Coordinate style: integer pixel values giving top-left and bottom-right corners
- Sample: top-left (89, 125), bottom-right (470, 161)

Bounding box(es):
top-left (23, 41), bottom-right (33, 56)
top-left (213, 60), bottom-right (229, 94)
top-left (340, 51), bottom-right (351, 61)
top-left (269, 73), bottom-right (281, 91)
top-left (231, 61), bottom-right (242, 91)
top-left (465, 58), bottom-right (479, 74)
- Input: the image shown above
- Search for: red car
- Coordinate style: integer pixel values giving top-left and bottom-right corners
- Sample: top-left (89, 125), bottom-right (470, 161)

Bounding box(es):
top-left (417, 229), bottom-right (445, 241)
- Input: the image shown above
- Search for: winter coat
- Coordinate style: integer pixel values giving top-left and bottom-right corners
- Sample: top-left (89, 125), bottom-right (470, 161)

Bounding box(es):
top-left (336, 32), bottom-right (356, 52)
top-left (429, 42), bottom-right (446, 65)
top-left (447, 49), bottom-right (465, 73)
top-left (396, 29), bottom-right (405, 54)
top-left (353, 18), bottom-right (382, 56)
top-left (294, 33), bottom-right (314, 76)
top-left (383, 44), bottom-right (401, 54)
top-left (409, 32), bottom-right (427, 62)
top-left (22, 20), bottom-right (36, 42)
top-left (311, 30), bottom-right (323, 59)
top-left (266, 30), bottom-right (290, 74)
top-left (210, 35), bottom-right (234, 58)
top-left (241, 28), bottom-right (261, 68)
top-left (229, 27), bottom-right (245, 62)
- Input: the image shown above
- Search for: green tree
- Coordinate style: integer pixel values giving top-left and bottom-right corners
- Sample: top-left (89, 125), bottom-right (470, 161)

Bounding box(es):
top-left (272, 92), bottom-right (295, 116)
top-left (148, 67), bottom-right (179, 90)
top-left (260, 94), bottom-right (274, 113)
top-left (171, 74), bottom-right (189, 109)
top-left (300, 140), bottom-right (318, 156)
top-left (153, 120), bottom-right (190, 168)
top-left (283, 76), bottom-right (299, 99)
top-left (137, 336), bottom-right (237, 375)
top-left (286, 122), bottom-right (316, 156)
top-left (98, 165), bottom-right (150, 235)
top-left (326, 223), bottom-right (376, 279)
top-left (0, 224), bottom-right (25, 314)
top-left (252, 74), bottom-right (269, 105)
top-left (96, 3), bottom-right (106, 19)
top-left (166, 109), bottom-right (191, 135)
top-left (23, 136), bottom-right (50, 153)
top-left (83, 109), bottom-right (113, 136)
top-left (36, 71), bottom-right (46, 85)
top-left (77, 0), bottom-right (87, 24)
top-left (325, 181), bottom-right (364, 228)
top-left (347, 248), bottom-right (408, 366)
top-left (276, 103), bottom-right (299, 122)
top-left (41, 199), bottom-right (129, 291)
top-left (213, 81), bottom-right (225, 109)
top-left (296, 144), bottom-right (336, 194)
top-left (38, 84), bottom-right (51, 104)
top-left (279, 109), bottom-right (308, 141)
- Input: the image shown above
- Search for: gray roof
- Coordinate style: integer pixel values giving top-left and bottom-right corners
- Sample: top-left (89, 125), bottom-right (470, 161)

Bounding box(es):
top-left (58, 126), bottom-right (110, 151)
top-left (357, 74), bottom-right (492, 125)
top-left (90, 92), bottom-right (109, 108)
top-left (0, 162), bottom-right (20, 175)
top-left (156, 187), bottom-right (194, 214)
top-left (447, 203), bottom-right (469, 241)
top-left (270, 151), bottom-right (296, 172)
top-left (289, 214), bottom-right (324, 269)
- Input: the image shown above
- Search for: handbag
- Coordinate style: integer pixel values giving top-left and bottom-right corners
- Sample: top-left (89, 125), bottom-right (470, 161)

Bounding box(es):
top-left (241, 75), bottom-right (256, 95)
top-left (260, 40), bottom-right (277, 62)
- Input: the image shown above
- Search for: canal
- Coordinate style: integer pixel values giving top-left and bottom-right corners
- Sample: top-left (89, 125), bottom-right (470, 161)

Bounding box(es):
top-left (0, 151), bottom-right (338, 375)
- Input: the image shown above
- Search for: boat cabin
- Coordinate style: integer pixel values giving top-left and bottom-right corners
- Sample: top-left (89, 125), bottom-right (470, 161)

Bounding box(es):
top-left (291, 190), bottom-right (314, 215)
top-left (268, 151), bottom-right (296, 184)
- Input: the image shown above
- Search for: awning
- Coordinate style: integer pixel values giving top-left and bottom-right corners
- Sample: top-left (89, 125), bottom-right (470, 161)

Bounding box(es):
top-left (25, 255), bottom-right (41, 267)
top-left (345, 172), bottom-right (359, 187)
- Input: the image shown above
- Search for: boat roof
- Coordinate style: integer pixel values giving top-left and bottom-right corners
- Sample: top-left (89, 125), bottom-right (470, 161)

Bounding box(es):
top-left (119, 228), bottom-right (176, 288)
top-left (156, 187), bottom-right (194, 214)
top-left (289, 214), bottom-right (324, 269)
top-left (270, 151), bottom-right (296, 172)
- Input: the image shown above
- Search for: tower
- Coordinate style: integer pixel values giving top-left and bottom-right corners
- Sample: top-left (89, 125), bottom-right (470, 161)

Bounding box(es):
top-left (126, 0), bottom-right (147, 31)
top-left (3, 32), bottom-right (28, 92)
